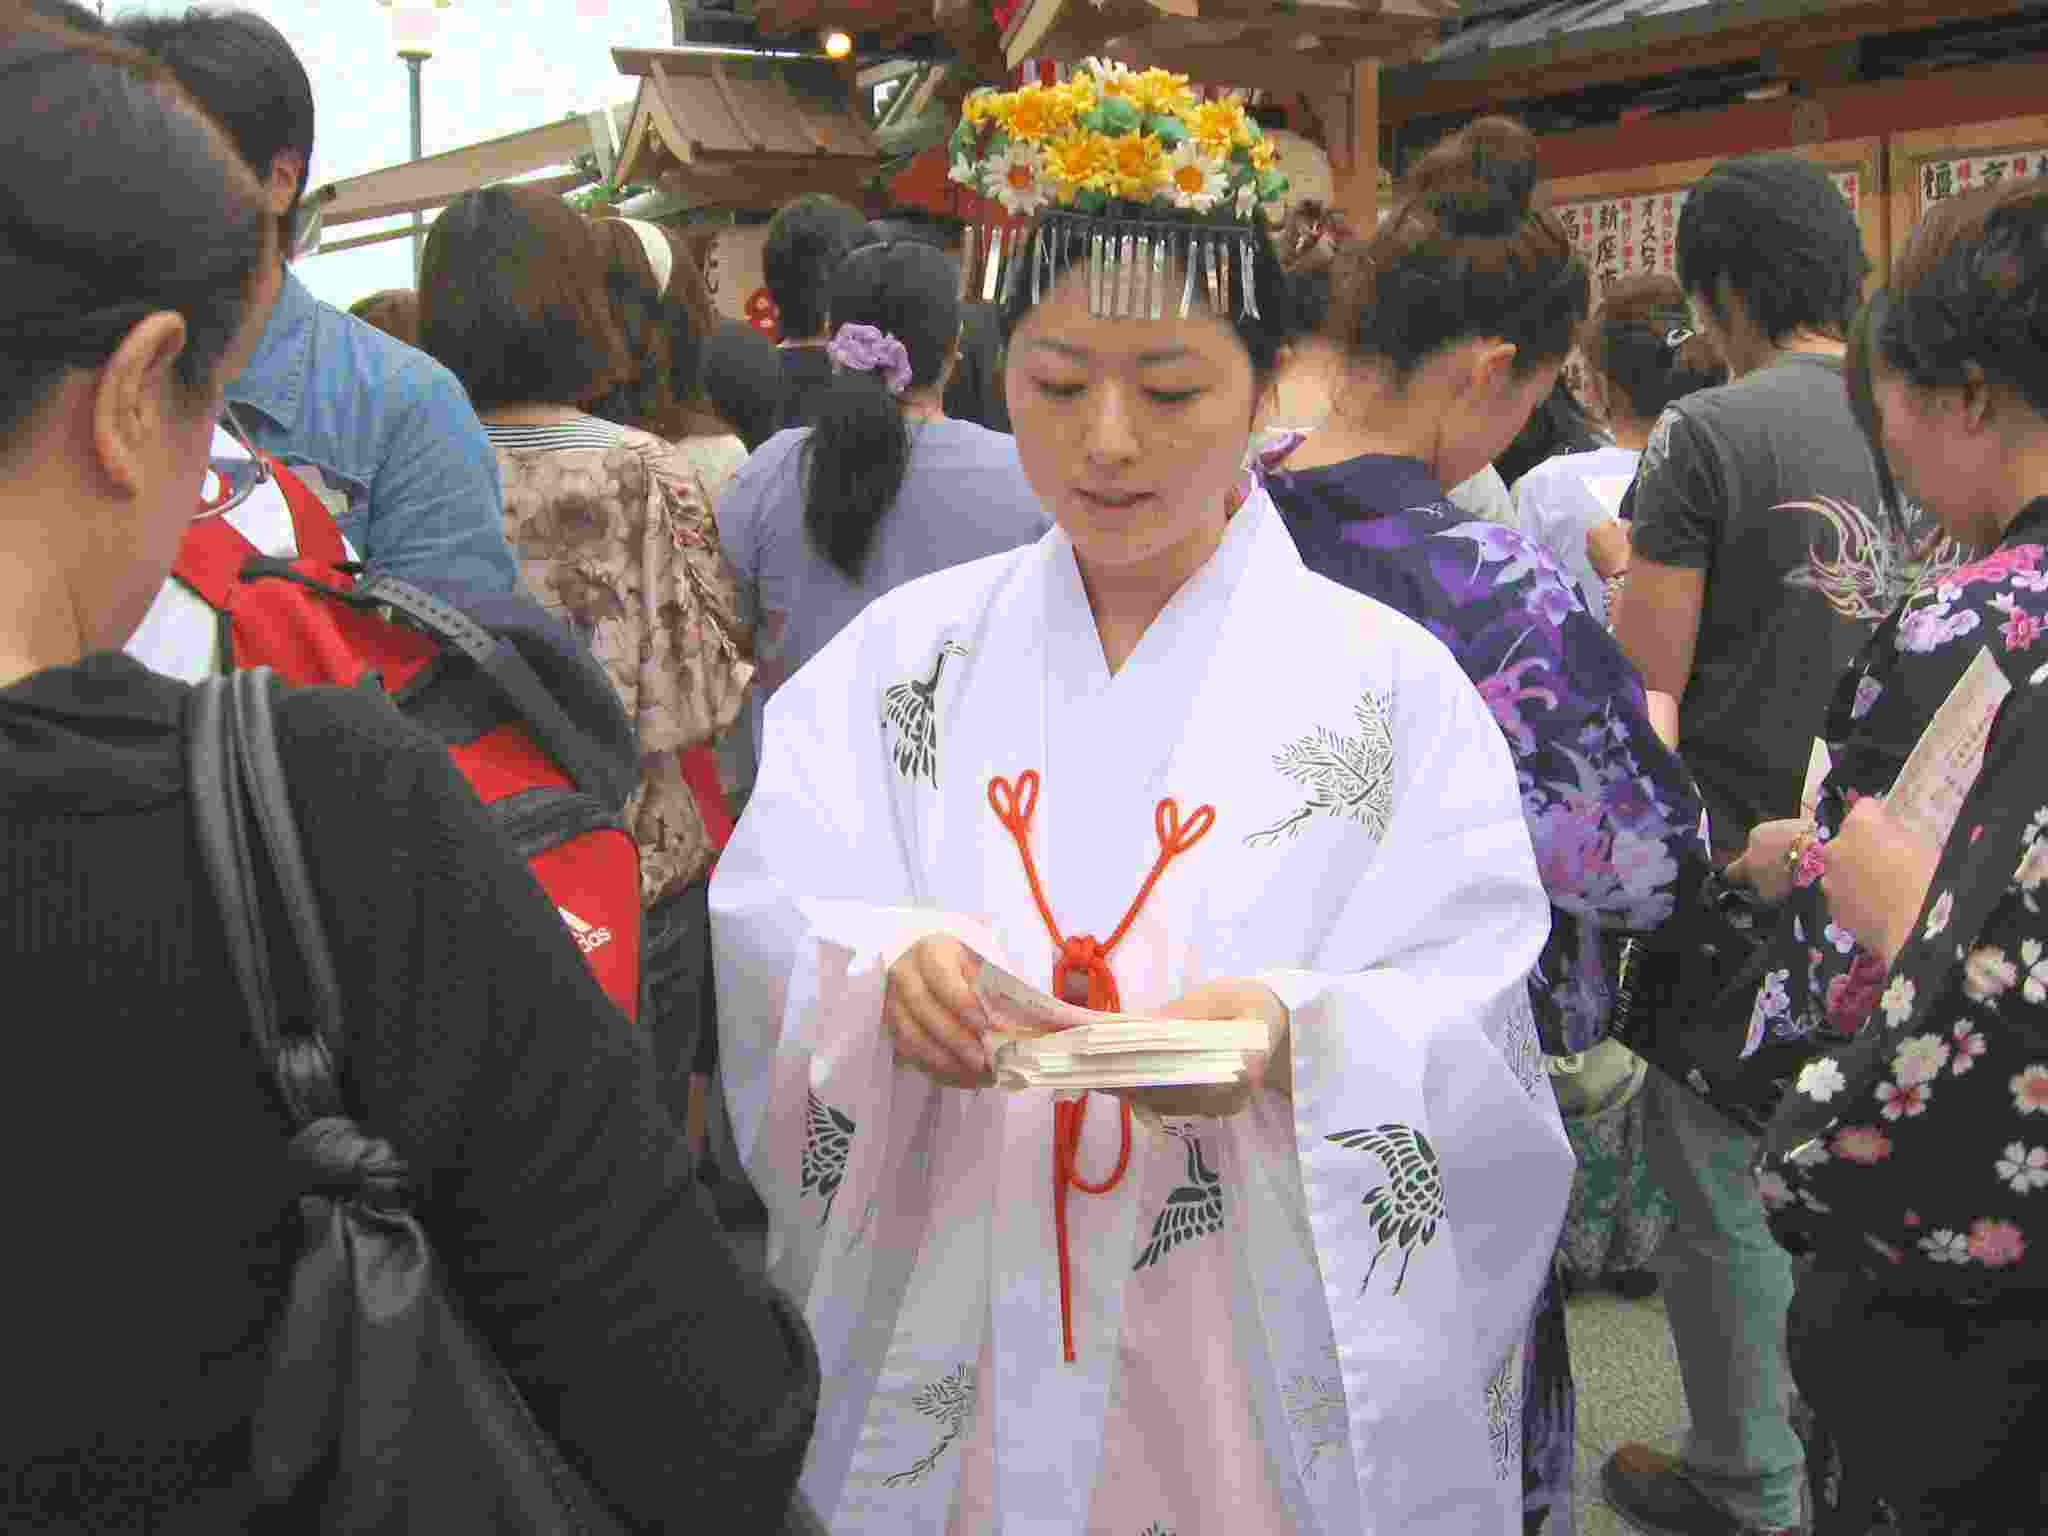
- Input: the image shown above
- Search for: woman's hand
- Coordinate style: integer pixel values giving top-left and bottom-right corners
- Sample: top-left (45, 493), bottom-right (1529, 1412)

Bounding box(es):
top-left (1586, 518), bottom-right (1632, 579)
top-left (1112, 977), bottom-right (1290, 1122)
top-left (884, 934), bottom-right (1007, 1089)
top-left (1726, 817), bottom-right (1815, 905)
top-left (1821, 798), bottom-right (1942, 968)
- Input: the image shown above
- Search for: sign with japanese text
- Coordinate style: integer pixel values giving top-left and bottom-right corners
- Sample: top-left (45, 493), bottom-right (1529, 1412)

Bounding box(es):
top-left (1555, 171), bottom-right (1863, 298)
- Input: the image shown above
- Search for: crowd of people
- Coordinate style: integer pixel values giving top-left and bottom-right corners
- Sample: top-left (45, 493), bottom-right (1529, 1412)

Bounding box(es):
top-left (7, 2), bottom-right (2048, 1533)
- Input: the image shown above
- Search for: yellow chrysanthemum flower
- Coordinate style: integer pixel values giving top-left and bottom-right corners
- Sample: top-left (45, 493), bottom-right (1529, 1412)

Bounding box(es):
top-left (962, 92), bottom-right (999, 126)
top-left (1249, 136), bottom-right (1277, 172)
top-left (1126, 67), bottom-right (1195, 117)
top-left (996, 83), bottom-right (1076, 145)
top-left (1043, 131), bottom-right (1116, 200)
top-left (1108, 132), bottom-right (1167, 200)
top-left (1187, 98), bottom-right (1250, 157)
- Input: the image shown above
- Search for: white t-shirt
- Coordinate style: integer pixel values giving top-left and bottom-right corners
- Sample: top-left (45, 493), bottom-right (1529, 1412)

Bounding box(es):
top-left (125, 426), bottom-right (360, 683)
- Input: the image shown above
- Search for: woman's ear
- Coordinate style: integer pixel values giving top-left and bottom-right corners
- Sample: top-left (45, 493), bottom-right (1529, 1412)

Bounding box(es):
top-left (91, 311), bottom-right (189, 498)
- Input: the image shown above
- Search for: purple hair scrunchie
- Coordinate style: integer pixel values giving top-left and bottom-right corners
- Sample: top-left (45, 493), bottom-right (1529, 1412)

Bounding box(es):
top-left (825, 322), bottom-right (913, 397)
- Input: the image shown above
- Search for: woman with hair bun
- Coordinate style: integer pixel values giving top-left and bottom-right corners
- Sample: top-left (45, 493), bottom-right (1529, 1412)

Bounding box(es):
top-left (714, 237), bottom-right (1047, 769)
top-left (1516, 273), bottom-right (1726, 623)
top-left (1260, 116), bottom-right (1710, 1536)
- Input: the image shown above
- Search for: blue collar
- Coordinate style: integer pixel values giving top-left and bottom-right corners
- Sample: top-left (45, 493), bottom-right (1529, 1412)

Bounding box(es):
top-left (226, 267), bottom-right (316, 433)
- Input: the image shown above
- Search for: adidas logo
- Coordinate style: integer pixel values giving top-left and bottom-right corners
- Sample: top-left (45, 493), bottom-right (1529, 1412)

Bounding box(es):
top-left (558, 905), bottom-right (614, 955)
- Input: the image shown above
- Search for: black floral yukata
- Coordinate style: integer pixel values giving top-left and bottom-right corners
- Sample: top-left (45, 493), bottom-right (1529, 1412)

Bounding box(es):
top-left (1761, 499), bottom-right (2048, 1533)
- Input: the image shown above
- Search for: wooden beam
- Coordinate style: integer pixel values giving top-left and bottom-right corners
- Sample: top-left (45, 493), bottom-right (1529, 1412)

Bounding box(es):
top-left (1379, 0), bottom-right (2022, 125)
top-left (1332, 58), bottom-right (1379, 229)
top-left (1132, 44), bottom-right (1351, 98)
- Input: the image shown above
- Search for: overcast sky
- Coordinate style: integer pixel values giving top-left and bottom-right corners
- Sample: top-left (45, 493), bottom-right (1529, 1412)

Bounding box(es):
top-left (119, 0), bottom-right (674, 308)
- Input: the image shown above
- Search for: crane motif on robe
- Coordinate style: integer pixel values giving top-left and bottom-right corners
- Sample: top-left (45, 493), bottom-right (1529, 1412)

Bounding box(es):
top-left (882, 640), bottom-right (969, 786)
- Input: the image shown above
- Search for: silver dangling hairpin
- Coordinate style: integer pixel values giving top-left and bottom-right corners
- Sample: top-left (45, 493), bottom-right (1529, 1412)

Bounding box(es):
top-left (1118, 233), bottom-right (1137, 318)
top-left (1217, 238), bottom-right (1232, 320)
top-left (1240, 235), bottom-right (1259, 320)
top-left (1150, 235), bottom-right (1167, 321)
top-left (1135, 234), bottom-right (1151, 319)
top-left (1179, 232), bottom-right (1199, 318)
top-left (1090, 231), bottom-right (1107, 317)
top-left (1204, 236), bottom-right (1221, 314)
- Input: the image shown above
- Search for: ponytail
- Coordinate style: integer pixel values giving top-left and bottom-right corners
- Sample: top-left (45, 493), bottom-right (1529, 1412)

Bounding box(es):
top-left (802, 360), bottom-right (911, 581)
top-left (1585, 273), bottom-right (1727, 422)
top-left (799, 242), bottom-right (961, 583)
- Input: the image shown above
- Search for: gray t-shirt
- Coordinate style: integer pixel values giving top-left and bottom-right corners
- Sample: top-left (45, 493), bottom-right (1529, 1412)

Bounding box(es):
top-left (1625, 352), bottom-right (1884, 857)
top-left (716, 418), bottom-right (1052, 759)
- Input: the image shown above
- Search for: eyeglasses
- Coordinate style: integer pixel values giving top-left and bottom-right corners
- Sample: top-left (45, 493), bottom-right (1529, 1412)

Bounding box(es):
top-left (199, 401), bottom-right (271, 521)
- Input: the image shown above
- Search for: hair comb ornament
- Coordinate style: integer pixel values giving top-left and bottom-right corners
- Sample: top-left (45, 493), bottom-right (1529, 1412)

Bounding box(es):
top-left (947, 58), bottom-right (1290, 320)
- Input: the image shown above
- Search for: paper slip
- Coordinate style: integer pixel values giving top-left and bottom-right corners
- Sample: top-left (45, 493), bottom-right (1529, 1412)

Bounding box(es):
top-left (974, 959), bottom-right (1269, 1091)
top-left (1887, 647), bottom-right (2011, 851)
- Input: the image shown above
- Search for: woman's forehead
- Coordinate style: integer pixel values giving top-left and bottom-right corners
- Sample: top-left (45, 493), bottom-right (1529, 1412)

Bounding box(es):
top-left (1013, 283), bottom-right (1244, 366)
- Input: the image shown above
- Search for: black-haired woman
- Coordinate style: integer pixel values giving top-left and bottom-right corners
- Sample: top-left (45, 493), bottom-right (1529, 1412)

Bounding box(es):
top-left (714, 238), bottom-right (1047, 776)
top-left (1733, 177), bottom-right (2048, 1533)
top-left (1258, 117), bottom-right (1709, 1536)
top-left (0, 17), bottom-right (815, 1530)
top-left (711, 66), bottom-right (1571, 1534)
top-left (761, 193), bottom-right (876, 431)
top-left (1516, 273), bottom-right (1726, 624)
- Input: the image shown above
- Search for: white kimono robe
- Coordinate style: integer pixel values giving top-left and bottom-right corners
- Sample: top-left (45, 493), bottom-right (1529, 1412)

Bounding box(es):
top-left (711, 488), bottom-right (1572, 1535)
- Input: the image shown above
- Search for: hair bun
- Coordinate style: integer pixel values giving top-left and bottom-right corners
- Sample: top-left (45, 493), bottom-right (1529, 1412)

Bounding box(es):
top-left (1412, 116), bottom-right (1540, 239)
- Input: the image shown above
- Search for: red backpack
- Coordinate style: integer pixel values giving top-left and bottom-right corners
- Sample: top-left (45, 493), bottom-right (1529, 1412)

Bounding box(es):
top-left (175, 457), bottom-right (648, 1020)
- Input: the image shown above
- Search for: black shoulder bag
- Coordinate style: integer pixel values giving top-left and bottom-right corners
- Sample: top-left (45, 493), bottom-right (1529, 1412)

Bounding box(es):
top-left (186, 668), bottom-right (629, 1534)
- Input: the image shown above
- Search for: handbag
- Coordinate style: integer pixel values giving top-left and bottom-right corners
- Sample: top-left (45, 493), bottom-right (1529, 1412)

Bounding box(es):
top-left (1604, 867), bottom-right (1799, 1136)
top-left (185, 668), bottom-right (630, 1534)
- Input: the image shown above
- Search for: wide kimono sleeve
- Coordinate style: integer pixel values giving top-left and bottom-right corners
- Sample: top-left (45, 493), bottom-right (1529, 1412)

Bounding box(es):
top-left (1258, 626), bottom-right (1574, 1532)
top-left (1427, 520), bottom-right (1709, 1054)
top-left (1764, 669), bottom-right (2048, 1298)
top-left (709, 607), bottom-right (1001, 1310)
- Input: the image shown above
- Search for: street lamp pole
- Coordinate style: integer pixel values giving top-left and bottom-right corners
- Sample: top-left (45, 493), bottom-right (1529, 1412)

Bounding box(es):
top-left (378, 0), bottom-right (450, 281)
top-left (403, 49), bottom-right (427, 277)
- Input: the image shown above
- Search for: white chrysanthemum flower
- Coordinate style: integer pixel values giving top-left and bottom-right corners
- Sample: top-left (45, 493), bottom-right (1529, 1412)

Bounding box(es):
top-left (1797, 1056), bottom-right (1846, 1102)
top-left (1162, 141), bottom-right (1226, 212)
top-left (1081, 55), bottom-right (1128, 78)
top-left (991, 140), bottom-right (1047, 216)
top-left (1234, 181), bottom-right (1259, 220)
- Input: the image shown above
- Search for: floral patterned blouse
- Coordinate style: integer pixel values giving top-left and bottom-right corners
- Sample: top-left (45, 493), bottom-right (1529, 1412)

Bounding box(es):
top-left (1765, 500), bottom-right (2048, 1294)
top-left (491, 417), bottom-right (753, 906)
top-left (1263, 449), bottom-right (1709, 1055)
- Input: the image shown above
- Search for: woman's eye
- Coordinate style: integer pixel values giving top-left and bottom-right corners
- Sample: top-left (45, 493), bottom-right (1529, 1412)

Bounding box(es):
top-left (1146, 389), bottom-right (1202, 405)
top-left (1035, 380), bottom-right (1086, 400)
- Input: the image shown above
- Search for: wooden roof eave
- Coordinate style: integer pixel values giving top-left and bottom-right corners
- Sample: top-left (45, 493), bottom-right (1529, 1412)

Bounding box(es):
top-left (1000, 0), bottom-right (1441, 85)
top-left (1379, 0), bottom-right (2025, 125)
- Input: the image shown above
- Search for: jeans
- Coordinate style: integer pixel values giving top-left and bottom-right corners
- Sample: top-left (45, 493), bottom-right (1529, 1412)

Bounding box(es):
top-left (1643, 1071), bottom-right (1805, 1528)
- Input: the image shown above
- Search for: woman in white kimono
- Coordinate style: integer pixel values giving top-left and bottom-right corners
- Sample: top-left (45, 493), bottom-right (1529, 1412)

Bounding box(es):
top-left (711, 63), bottom-right (1573, 1536)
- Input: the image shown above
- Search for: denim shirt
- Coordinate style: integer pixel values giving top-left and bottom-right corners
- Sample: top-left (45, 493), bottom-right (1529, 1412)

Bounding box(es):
top-left (227, 270), bottom-right (517, 593)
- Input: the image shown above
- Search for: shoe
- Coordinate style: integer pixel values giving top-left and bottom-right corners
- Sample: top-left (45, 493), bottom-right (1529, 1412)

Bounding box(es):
top-left (1602, 1445), bottom-right (1805, 1536)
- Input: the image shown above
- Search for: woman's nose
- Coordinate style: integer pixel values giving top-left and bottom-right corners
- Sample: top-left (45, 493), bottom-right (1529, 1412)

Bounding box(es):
top-left (1084, 383), bottom-right (1141, 465)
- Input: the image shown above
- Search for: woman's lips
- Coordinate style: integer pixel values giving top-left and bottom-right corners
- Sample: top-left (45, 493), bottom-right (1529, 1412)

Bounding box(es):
top-left (1075, 488), bottom-right (1152, 510)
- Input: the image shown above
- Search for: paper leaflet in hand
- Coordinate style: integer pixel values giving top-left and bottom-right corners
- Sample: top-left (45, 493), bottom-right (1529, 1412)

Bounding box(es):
top-left (1887, 647), bottom-right (2011, 852)
top-left (973, 958), bottom-right (1269, 1091)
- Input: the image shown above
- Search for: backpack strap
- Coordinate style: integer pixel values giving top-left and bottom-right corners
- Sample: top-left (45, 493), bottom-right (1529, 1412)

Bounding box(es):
top-left (173, 455), bottom-right (351, 610)
top-left (350, 574), bottom-right (625, 801)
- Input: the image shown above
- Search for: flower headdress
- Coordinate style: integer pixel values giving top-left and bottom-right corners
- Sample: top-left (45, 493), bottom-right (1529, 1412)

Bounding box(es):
top-left (947, 58), bottom-right (1290, 320)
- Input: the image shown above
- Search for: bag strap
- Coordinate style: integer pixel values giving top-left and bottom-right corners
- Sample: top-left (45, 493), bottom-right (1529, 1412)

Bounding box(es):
top-left (348, 574), bottom-right (624, 798)
top-left (186, 667), bottom-right (352, 1129)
